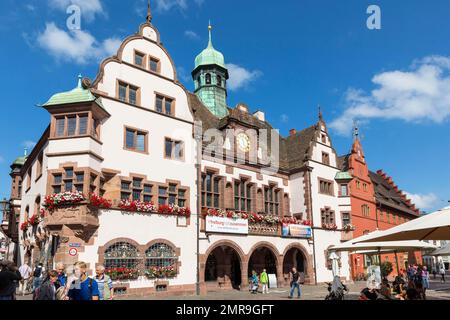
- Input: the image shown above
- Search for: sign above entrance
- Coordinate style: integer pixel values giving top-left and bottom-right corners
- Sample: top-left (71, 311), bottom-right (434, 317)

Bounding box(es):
top-left (283, 224), bottom-right (312, 239)
top-left (205, 216), bottom-right (249, 235)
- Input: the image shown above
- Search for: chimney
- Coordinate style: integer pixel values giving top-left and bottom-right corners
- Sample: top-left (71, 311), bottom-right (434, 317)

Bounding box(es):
top-left (289, 129), bottom-right (297, 136)
top-left (253, 110), bottom-right (265, 122)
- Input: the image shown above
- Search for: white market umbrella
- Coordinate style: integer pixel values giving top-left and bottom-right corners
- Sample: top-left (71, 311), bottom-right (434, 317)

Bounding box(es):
top-left (355, 206), bottom-right (450, 243)
top-left (430, 243), bottom-right (450, 256)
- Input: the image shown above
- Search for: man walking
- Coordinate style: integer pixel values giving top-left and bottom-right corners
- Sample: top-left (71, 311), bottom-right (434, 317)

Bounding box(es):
top-left (289, 267), bottom-right (301, 299)
top-left (260, 269), bottom-right (269, 294)
top-left (439, 261), bottom-right (446, 283)
top-left (18, 261), bottom-right (32, 296)
top-left (0, 261), bottom-right (22, 300)
top-left (32, 262), bottom-right (45, 293)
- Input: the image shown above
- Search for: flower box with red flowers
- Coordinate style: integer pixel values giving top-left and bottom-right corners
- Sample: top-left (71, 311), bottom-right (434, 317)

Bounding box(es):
top-left (89, 193), bottom-right (112, 209)
top-left (145, 266), bottom-right (177, 279)
top-left (20, 221), bottom-right (29, 231)
top-left (105, 267), bottom-right (140, 281)
top-left (28, 214), bottom-right (41, 226)
top-left (322, 223), bottom-right (338, 230)
top-left (44, 191), bottom-right (85, 211)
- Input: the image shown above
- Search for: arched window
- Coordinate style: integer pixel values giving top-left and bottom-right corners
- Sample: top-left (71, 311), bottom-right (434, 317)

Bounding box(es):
top-left (197, 75), bottom-right (201, 86)
top-left (205, 73), bottom-right (211, 85)
top-left (24, 206), bottom-right (30, 221)
top-left (34, 196), bottom-right (41, 217)
top-left (104, 242), bottom-right (141, 269)
top-left (145, 243), bottom-right (178, 278)
top-left (216, 75), bottom-right (222, 87)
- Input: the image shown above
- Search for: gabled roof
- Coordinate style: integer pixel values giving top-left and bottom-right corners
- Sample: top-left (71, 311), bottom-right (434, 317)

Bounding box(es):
top-left (284, 125), bottom-right (317, 171)
top-left (369, 170), bottom-right (420, 216)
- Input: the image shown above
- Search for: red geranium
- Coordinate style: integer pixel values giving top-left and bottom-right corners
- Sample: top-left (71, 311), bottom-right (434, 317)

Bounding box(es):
top-left (89, 193), bottom-right (112, 209)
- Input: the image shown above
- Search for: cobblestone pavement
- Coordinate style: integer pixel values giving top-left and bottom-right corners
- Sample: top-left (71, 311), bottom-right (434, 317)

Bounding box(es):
top-left (16, 277), bottom-right (450, 301)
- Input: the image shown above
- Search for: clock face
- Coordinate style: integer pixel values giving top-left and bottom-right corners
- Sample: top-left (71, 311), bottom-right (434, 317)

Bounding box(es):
top-left (237, 133), bottom-right (250, 152)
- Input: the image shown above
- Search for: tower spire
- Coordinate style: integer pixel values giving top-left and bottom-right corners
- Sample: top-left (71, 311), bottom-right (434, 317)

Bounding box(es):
top-left (353, 120), bottom-right (359, 141)
top-left (318, 104), bottom-right (323, 122)
top-left (208, 20), bottom-right (213, 48)
top-left (146, 0), bottom-right (152, 23)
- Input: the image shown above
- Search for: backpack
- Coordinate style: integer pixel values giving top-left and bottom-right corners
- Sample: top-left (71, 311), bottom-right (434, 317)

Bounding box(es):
top-left (33, 267), bottom-right (42, 278)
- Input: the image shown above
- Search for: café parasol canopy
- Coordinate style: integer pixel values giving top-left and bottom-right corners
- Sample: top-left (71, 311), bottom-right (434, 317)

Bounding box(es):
top-left (430, 242), bottom-right (450, 256)
top-left (354, 206), bottom-right (450, 243)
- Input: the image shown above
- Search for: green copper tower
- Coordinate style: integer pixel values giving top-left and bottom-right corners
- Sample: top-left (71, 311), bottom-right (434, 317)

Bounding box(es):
top-left (192, 22), bottom-right (229, 118)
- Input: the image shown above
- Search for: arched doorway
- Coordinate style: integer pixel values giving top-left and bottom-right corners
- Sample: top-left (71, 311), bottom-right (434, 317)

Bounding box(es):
top-left (204, 245), bottom-right (242, 290)
top-left (283, 247), bottom-right (306, 274)
top-left (248, 246), bottom-right (277, 277)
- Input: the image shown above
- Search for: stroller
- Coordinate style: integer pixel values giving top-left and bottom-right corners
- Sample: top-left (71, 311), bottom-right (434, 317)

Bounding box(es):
top-left (325, 276), bottom-right (348, 300)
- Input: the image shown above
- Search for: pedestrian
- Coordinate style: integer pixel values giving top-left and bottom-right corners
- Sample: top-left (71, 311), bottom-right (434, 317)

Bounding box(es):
top-left (55, 262), bottom-right (68, 300)
top-left (432, 267), bottom-right (437, 280)
top-left (34, 270), bottom-right (59, 300)
top-left (95, 265), bottom-right (114, 300)
top-left (32, 262), bottom-right (45, 293)
top-left (439, 261), bottom-right (446, 283)
top-left (288, 267), bottom-right (301, 299)
top-left (0, 260), bottom-right (22, 300)
top-left (67, 261), bottom-right (99, 301)
top-left (18, 261), bottom-right (32, 296)
top-left (421, 266), bottom-right (430, 298)
top-left (250, 270), bottom-right (259, 294)
top-left (260, 268), bottom-right (269, 294)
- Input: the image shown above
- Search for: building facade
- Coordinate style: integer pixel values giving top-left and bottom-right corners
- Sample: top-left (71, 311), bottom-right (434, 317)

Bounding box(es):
top-left (14, 8), bottom-right (434, 296)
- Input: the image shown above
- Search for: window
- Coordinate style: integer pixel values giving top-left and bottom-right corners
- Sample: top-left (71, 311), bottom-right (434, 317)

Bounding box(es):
top-left (321, 208), bottom-right (335, 225)
top-left (54, 114), bottom-right (90, 138)
top-left (205, 73), bottom-right (211, 84)
top-left (158, 187), bottom-right (168, 205)
top-left (234, 180), bottom-right (253, 212)
top-left (321, 134), bottom-right (327, 144)
top-left (340, 184), bottom-right (348, 197)
top-left (121, 181), bottom-right (131, 200)
top-left (202, 172), bottom-right (221, 208)
top-left (264, 186), bottom-right (280, 215)
top-left (36, 152), bottom-right (43, 179)
top-left (363, 183), bottom-right (368, 192)
top-left (26, 167), bottom-right (32, 190)
top-left (164, 138), bottom-right (184, 160)
top-left (155, 94), bottom-right (175, 116)
top-left (132, 178), bottom-right (142, 201)
top-left (356, 180), bottom-right (361, 189)
top-left (216, 75), bottom-right (222, 87)
top-left (104, 242), bottom-right (141, 269)
top-left (145, 243), bottom-right (178, 278)
top-left (342, 212), bottom-right (351, 226)
top-left (117, 81), bottom-right (140, 105)
top-left (52, 174), bottom-right (62, 194)
top-left (134, 50), bottom-right (145, 67)
top-left (149, 57), bottom-right (160, 73)
top-left (362, 204), bottom-right (370, 217)
top-left (319, 179), bottom-right (333, 196)
top-left (322, 152), bottom-right (330, 165)
top-left (124, 127), bottom-right (148, 153)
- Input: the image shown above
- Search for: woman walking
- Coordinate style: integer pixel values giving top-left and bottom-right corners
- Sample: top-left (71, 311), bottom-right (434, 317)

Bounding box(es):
top-left (421, 266), bottom-right (430, 299)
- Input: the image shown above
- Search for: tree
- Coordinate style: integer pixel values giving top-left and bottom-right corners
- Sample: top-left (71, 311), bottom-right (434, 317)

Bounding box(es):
top-left (380, 261), bottom-right (393, 278)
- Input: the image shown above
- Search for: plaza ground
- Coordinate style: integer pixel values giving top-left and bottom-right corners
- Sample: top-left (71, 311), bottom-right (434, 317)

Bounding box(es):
top-left (16, 272), bottom-right (450, 300)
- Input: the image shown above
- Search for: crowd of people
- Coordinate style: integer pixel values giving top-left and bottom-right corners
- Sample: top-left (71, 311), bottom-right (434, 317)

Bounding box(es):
top-left (0, 260), bottom-right (114, 300)
top-left (360, 263), bottom-right (446, 300)
top-left (248, 267), bottom-right (304, 299)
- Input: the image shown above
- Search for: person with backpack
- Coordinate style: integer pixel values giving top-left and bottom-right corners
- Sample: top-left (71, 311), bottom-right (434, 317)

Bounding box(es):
top-left (32, 262), bottom-right (45, 293)
top-left (34, 270), bottom-right (58, 300)
top-left (67, 261), bottom-right (99, 301)
top-left (18, 261), bottom-right (32, 296)
top-left (95, 265), bottom-right (114, 300)
top-left (0, 260), bottom-right (22, 300)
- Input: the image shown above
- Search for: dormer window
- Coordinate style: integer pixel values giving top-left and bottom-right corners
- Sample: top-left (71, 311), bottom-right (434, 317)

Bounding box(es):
top-left (205, 73), bottom-right (211, 85)
top-left (134, 50), bottom-right (145, 68)
top-left (149, 57), bottom-right (160, 73)
top-left (322, 152), bottom-right (330, 165)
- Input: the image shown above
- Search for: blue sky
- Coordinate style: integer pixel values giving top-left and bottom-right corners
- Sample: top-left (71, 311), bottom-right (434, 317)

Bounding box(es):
top-left (0, 0), bottom-right (449, 214)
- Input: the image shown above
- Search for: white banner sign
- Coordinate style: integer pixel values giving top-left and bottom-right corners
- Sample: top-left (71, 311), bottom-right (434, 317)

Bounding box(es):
top-left (205, 216), bottom-right (249, 235)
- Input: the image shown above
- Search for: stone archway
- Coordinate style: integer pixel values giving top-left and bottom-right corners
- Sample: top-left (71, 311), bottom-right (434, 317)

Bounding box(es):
top-left (282, 244), bottom-right (314, 285)
top-left (247, 242), bottom-right (282, 287)
top-left (201, 241), bottom-right (246, 292)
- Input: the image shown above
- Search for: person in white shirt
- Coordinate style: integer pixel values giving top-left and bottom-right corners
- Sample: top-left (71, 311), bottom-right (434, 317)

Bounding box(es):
top-left (18, 262), bottom-right (32, 296)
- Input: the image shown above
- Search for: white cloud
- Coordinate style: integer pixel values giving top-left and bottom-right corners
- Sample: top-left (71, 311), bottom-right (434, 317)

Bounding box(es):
top-left (22, 141), bottom-right (36, 149)
top-left (226, 63), bottom-right (262, 91)
top-left (280, 114), bottom-right (289, 123)
top-left (25, 4), bottom-right (36, 11)
top-left (0, 156), bottom-right (4, 163)
top-left (153, 0), bottom-right (204, 12)
top-left (184, 30), bottom-right (200, 40)
top-left (177, 66), bottom-right (191, 82)
top-left (405, 192), bottom-right (439, 211)
top-left (330, 55), bottom-right (450, 135)
top-left (37, 22), bottom-right (121, 65)
top-left (48, 0), bottom-right (105, 22)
